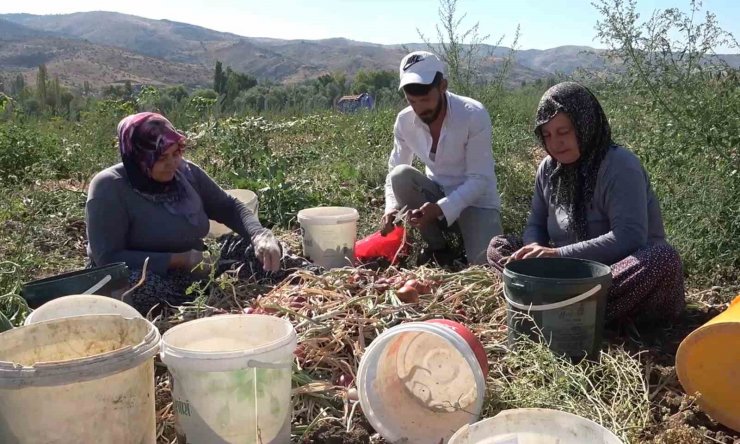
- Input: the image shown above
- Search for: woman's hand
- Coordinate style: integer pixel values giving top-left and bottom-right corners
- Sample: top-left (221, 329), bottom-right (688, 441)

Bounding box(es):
top-left (170, 249), bottom-right (213, 276)
top-left (252, 230), bottom-right (281, 272)
top-left (510, 243), bottom-right (560, 261)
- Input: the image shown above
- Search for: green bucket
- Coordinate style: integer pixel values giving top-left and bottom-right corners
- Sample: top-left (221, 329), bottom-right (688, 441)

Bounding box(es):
top-left (503, 258), bottom-right (612, 359)
top-left (21, 263), bottom-right (130, 309)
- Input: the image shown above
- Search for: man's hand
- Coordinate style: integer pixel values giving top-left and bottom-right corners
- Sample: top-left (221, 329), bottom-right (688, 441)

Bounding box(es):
top-left (408, 202), bottom-right (443, 228)
top-left (510, 243), bottom-right (559, 261)
top-left (380, 210), bottom-right (398, 236)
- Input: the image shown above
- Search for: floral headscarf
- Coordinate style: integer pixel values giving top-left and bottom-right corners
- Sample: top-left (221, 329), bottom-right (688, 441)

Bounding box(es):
top-left (117, 112), bottom-right (202, 225)
top-left (534, 82), bottom-right (614, 240)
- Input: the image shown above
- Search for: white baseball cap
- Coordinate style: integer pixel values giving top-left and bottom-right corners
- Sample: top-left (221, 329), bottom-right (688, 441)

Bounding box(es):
top-left (398, 51), bottom-right (445, 90)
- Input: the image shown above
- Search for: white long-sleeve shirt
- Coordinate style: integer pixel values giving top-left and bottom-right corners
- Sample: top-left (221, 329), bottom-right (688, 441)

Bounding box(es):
top-left (384, 92), bottom-right (501, 225)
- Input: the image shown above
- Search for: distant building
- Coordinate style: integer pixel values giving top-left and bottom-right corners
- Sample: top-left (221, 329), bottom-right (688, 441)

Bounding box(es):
top-left (336, 93), bottom-right (374, 113)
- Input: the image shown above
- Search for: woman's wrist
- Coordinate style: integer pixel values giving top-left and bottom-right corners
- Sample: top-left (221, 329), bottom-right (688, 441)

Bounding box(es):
top-left (168, 252), bottom-right (188, 269)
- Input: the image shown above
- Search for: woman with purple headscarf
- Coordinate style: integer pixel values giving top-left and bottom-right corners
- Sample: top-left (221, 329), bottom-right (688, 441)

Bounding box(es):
top-left (487, 82), bottom-right (685, 323)
top-left (86, 112), bottom-right (284, 314)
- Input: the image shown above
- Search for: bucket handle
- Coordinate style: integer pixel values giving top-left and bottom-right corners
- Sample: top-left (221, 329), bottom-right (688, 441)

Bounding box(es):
top-left (82, 274), bottom-right (112, 295)
top-left (247, 360), bottom-right (292, 369)
top-left (504, 284), bottom-right (602, 312)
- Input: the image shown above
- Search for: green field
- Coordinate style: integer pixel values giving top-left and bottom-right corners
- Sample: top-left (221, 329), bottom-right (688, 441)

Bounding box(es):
top-left (0, 77), bottom-right (738, 441)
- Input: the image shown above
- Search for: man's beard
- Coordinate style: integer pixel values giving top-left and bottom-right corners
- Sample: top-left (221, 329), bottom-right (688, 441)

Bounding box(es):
top-left (419, 92), bottom-right (445, 124)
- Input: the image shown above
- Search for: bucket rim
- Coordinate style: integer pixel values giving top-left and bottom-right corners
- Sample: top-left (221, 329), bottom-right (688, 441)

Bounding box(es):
top-left (21, 262), bottom-right (129, 288)
top-left (225, 188), bottom-right (258, 201)
top-left (160, 314), bottom-right (297, 365)
top-left (24, 295), bottom-right (143, 326)
top-left (297, 206), bottom-right (359, 225)
top-left (503, 257), bottom-right (612, 284)
top-left (357, 321), bottom-right (486, 442)
top-left (450, 407), bottom-right (624, 443)
top-left (0, 315), bottom-right (160, 389)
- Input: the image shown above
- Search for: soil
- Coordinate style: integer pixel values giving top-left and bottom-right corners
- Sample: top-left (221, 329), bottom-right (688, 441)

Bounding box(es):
top-left (604, 298), bottom-right (740, 443)
top-left (301, 417), bottom-right (374, 444)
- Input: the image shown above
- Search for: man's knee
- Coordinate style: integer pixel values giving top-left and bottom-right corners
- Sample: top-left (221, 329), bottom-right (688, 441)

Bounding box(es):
top-left (389, 164), bottom-right (419, 189)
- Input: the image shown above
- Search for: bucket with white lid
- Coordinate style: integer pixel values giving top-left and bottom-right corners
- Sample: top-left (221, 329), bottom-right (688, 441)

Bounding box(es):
top-left (449, 408), bottom-right (624, 444)
top-left (297, 206), bottom-right (359, 269)
top-left (160, 314), bottom-right (297, 443)
top-left (208, 189), bottom-right (259, 238)
top-left (0, 315), bottom-right (160, 442)
top-left (24, 294), bottom-right (143, 325)
top-left (357, 319), bottom-right (489, 443)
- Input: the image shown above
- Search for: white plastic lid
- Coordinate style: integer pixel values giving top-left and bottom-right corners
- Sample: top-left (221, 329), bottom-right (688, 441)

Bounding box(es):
top-left (297, 207), bottom-right (359, 225)
top-left (357, 322), bottom-right (486, 443)
top-left (160, 314), bottom-right (297, 372)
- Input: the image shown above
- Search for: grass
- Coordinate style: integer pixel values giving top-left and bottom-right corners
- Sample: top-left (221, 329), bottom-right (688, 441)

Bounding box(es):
top-left (487, 340), bottom-right (651, 442)
top-left (0, 83), bottom-right (737, 442)
top-left (150, 264), bottom-right (655, 443)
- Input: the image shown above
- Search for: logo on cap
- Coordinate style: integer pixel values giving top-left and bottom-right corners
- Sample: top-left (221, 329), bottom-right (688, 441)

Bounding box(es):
top-left (403, 54), bottom-right (426, 71)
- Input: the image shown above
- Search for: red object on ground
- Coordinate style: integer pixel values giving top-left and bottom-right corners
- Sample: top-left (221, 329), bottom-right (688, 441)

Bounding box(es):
top-left (425, 319), bottom-right (490, 375)
top-left (355, 226), bottom-right (407, 264)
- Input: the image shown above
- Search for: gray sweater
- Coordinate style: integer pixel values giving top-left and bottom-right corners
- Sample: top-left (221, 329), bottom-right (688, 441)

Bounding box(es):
top-left (85, 161), bottom-right (264, 274)
top-left (523, 146), bottom-right (666, 265)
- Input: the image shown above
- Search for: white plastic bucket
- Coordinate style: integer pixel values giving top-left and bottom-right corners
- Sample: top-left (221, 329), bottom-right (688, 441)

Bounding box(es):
top-left (208, 189), bottom-right (259, 238)
top-left (357, 322), bottom-right (487, 444)
top-left (297, 206), bottom-right (359, 269)
top-left (449, 408), bottom-right (624, 444)
top-left (24, 294), bottom-right (143, 325)
top-left (0, 315), bottom-right (161, 443)
top-left (160, 314), bottom-right (297, 444)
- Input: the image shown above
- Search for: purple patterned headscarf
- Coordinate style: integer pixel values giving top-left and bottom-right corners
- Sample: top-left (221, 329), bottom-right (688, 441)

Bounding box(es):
top-left (118, 112), bottom-right (185, 180)
top-left (117, 112), bottom-right (203, 225)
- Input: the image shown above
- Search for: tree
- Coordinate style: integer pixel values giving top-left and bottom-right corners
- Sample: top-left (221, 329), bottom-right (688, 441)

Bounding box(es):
top-left (417, 0), bottom-right (519, 95)
top-left (47, 76), bottom-right (62, 113)
top-left (60, 90), bottom-right (74, 117)
top-left (352, 70), bottom-right (396, 95)
top-left (36, 64), bottom-right (48, 111)
top-left (124, 81), bottom-right (134, 100)
top-left (192, 89), bottom-right (218, 100)
top-left (11, 75), bottom-right (25, 97)
top-left (593, 0), bottom-right (739, 166)
top-left (214, 61), bottom-right (226, 94)
top-left (222, 67), bottom-right (258, 110)
top-left (165, 85), bottom-right (189, 103)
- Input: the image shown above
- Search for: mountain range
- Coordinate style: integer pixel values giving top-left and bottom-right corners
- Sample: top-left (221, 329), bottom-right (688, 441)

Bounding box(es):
top-left (0, 11), bottom-right (737, 91)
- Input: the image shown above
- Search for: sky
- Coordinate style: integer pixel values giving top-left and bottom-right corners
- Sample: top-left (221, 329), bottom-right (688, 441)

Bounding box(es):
top-left (1, 0), bottom-right (738, 52)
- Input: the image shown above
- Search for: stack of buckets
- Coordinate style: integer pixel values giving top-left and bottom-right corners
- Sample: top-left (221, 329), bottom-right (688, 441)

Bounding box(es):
top-left (0, 299), bottom-right (297, 443)
top-left (0, 314), bottom-right (161, 442)
top-left (160, 315), bottom-right (296, 443)
top-left (208, 189), bottom-right (259, 238)
top-left (297, 206), bottom-right (359, 269)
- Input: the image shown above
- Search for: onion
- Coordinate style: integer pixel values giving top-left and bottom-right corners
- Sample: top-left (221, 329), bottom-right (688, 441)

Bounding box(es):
top-left (396, 285), bottom-right (419, 303)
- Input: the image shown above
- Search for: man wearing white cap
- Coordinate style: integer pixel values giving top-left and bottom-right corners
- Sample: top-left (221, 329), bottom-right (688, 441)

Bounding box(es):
top-left (381, 51), bottom-right (502, 265)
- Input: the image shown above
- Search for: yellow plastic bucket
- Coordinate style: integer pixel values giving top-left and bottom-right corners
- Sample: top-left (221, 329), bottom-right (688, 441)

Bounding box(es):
top-left (676, 295), bottom-right (740, 432)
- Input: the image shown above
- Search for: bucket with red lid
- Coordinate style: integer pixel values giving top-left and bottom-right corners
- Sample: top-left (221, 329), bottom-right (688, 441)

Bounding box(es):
top-left (357, 319), bottom-right (488, 444)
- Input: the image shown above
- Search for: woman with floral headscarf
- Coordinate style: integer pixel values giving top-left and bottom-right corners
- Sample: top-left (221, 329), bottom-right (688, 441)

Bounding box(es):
top-left (85, 112), bottom-right (283, 314)
top-left (487, 82), bottom-right (685, 322)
